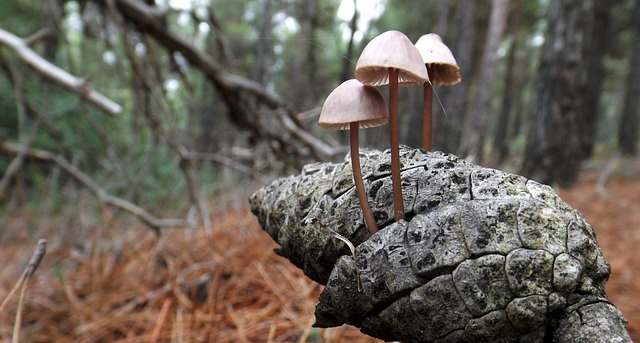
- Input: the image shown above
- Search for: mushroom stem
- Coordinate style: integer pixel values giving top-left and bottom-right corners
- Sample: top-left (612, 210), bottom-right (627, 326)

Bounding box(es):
top-left (422, 80), bottom-right (433, 151)
top-left (388, 68), bottom-right (404, 221)
top-left (350, 122), bottom-right (379, 234)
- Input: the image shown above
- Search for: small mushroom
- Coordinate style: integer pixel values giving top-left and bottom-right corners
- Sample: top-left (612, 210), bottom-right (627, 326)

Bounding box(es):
top-left (355, 30), bottom-right (429, 221)
top-left (319, 79), bottom-right (388, 234)
top-left (414, 33), bottom-right (461, 151)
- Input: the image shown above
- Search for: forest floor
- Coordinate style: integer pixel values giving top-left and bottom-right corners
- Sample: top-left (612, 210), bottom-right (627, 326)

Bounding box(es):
top-left (0, 168), bottom-right (638, 342)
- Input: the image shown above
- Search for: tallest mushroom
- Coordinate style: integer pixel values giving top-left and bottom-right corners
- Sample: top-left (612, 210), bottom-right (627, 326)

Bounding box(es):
top-left (354, 30), bottom-right (430, 221)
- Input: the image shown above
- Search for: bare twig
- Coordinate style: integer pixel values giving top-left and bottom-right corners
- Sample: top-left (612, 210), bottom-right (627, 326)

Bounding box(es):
top-left (0, 54), bottom-right (34, 201)
top-left (0, 142), bottom-right (188, 232)
top-left (11, 239), bottom-right (47, 343)
top-left (0, 28), bottom-right (122, 116)
top-left (277, 110), bottom-right (341, 159)
top-left (180, 158), bottom-right (212, 232)
top-left (0, 239), bottom-right (47, 343)
top-left (596, 151), bottom-right (620, 198)
top-left (100, 7), bottom-right (212, 231)
top-left (24, 28), bottom-right (52, 46)
top-left (0, 141), bottom-right (31, 201)
top-left (184, 151), bottom-right (270, 184)
top-left (594, 152), bottom-right (636, 209)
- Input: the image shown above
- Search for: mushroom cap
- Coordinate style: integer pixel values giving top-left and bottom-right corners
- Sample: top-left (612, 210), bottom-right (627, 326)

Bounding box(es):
top-left (318, 79), bottom-right (389, 131)
top-left (355, 30), bottom-right (430, 86)
top-left (414, 33), bottom-right (461, 86)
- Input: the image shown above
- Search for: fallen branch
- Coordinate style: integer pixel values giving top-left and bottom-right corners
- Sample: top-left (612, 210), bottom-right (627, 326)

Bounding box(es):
top-left (0, 141), bottom-right (187, 232)
top-left (0, 28), bottom-right (122, 116)
top-left (184, 151), bottom-right (270, 184)
top-left (96, 0), bottom-right (342, 160)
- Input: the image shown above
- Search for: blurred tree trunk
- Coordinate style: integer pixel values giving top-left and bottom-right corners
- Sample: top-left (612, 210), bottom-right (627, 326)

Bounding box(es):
top-left (521, 0), bottom-right (595, 187)
top-left (458, 0), bottom-right (510, 163)
top-left (291, 0), bottom-right (319, 110)
top-left (338, 0), bottom-right (358, 146)
top-left (254, 0), bottom-right (273, 85)
top-left (305, 0), bottom-right (319, 97)
top-left (493, 0), bottom-right (521, 163)
top-left (434, 0), bottom-right (450, 35)
top-left (434, 0), bottom-right (476, 153)
top-left (340, 0), bottom-right (357, 83)
top-left (581, 0), bottom-right (612, 158)
top-left (406, 0), bottom-right (452, 149)
top-left (43, 0), bottom-right (64, 60)
top-left (619, 0), bottom-right (640, 156)
top-left (428, 0), bottom-right (451, 150)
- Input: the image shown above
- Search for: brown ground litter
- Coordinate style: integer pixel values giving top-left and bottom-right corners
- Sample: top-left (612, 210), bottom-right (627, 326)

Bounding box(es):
top-left (0, 171), bottom-right (638, 342)
top-left (0, 206), bottom-right (382, 342)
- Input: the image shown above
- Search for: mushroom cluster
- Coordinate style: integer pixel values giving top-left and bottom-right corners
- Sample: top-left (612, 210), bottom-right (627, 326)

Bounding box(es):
top-left (319, 30), bottom-right (460, 231)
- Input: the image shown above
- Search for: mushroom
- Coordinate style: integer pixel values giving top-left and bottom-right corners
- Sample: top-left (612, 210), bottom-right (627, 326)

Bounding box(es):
top-left (319, 79), bottom-right (388, 234)
top-left (414, 33), bottom-right (461, 151)
top-left (354, 30), bottom-right (429, 221)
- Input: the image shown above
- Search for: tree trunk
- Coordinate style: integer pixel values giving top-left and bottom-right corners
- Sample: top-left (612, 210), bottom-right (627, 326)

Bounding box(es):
top-left (428, 0), bottom-right (451, 149)
top-left (581, 0), bottom-right (612, 158)
top-left (291, 0), bottom-right (319, 110)
top-left (254, 0), bottom-right (273, 85)
top-left (619, 0), bottom-right (640, 156)
top-left (458, 0), bottom-right (510, 163)
top-left (305, 0), bottom-right (319, 101)
top-left (434, 0), bottom-right (450, 35)
top-left (493, 0), bottom-right (521, 163)
top-left (434, 0), bottom-right (476, 153)
top-left (340, 0), bottom-right (358, 83)
top-left (521, 0), bottom-right (594, 187)
top-left (43, 0), bottom-right (64, 60)
top-left (407, 0), bottom-right (452, 149)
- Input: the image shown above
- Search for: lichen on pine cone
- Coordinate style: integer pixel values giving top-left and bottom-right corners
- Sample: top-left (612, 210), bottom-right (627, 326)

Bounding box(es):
top-left (249, 147), bottom-right (631, 342)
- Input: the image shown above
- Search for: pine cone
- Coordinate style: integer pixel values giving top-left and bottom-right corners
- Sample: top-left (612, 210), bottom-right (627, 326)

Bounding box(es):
top-left (249, 147), bottom-right (631, 342)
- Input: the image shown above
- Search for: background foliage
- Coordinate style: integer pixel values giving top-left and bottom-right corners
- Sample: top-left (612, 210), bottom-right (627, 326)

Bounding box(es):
top-left (1, 0), bottom-right (639, 224)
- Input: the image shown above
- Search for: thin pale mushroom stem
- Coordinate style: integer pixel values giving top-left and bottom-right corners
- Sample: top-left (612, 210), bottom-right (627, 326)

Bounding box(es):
top-left (422, 79), bottom-right (433, 151)
top-left (350, 122), bottom-right (379, 234)
top-left (388, 68), bottom-right (404, 221)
